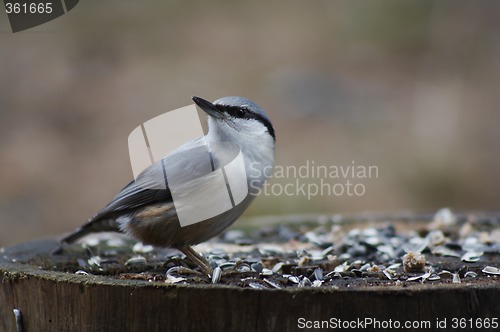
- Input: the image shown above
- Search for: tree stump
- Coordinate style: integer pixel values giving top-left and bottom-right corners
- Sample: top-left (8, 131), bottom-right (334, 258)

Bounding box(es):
top-left (1, 213), bottom-right (499, 331)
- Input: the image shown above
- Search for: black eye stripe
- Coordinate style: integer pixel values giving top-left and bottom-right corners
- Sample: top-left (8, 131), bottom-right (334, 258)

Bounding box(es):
top-left (216, 105), bottom-right (249, 118)
top-left (215, 104), bottom-right (276, 141)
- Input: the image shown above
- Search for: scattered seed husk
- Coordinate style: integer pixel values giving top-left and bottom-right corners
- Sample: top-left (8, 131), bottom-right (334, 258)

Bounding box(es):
top-left (407, 272), bottom-right (431, 282)
top-left (165, 275), bottom-right (186, 284)
top-left (211, 267), bottom-right (222, 284)
top-left (426, 230), bottom-right (446, 247)
top-left (261, 268), bottom-right (273, 276)
top-left (312, 280), bottom-right (323, 287)
top-left (321, 246), bottom-right (335, 256)
top-left (251, 262), bottom-right (263, 273)
top-left (382, 270), bottom-right (392, 280)
top-left (264, 278), bottom-right (281, 289)
top-left (132, 242), bottom-right (154, 254)
top-left (219, 262), bottom-right (236, 270)
top-left (313, 268), bottom-right (324, 281)
top-left (249, 282), bottom-right (267, 289)
top-left (234, 262), bottom-right (251, 272)
top-left (333, 262), bottom-right (349, 273)
top-left (407, 275), bottom-right (422, 282)
top-left (428, 273), bottom-right (440, 281)
top-left (88, 256), bottom-right (102, 267)
top-left (166, 266), bottom-right (201, 276)
top-left (272, 262), bottom-right (284, 273)
top-left (428, 208), bottom-right (456, 230)
top-left (438, 270), bottom-right (454, 279)
top-left (461, 251), bottom-right (483, 262)
top-left (125, 255), bottom-right (147, 266)
top-left (299, 277), bottom-right (312, 287)
top-left (482, 266), bottom-right (500, 275)
top-left (431, 246), bottom-right (461, 258)
top-left (387, 263), bottom-right (401, 270)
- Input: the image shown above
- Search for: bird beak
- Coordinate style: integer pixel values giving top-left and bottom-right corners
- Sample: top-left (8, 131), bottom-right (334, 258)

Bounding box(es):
top-left (192, 96), bottom-right (225, 120)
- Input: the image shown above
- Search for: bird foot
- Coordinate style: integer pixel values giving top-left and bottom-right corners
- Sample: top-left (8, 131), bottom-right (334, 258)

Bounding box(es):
top-left (177, 245), bottom-right (213, 276)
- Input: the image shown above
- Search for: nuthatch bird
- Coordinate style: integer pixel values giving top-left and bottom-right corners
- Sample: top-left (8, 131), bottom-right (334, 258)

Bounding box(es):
top-left (60, 96), bottom-right (275, 274)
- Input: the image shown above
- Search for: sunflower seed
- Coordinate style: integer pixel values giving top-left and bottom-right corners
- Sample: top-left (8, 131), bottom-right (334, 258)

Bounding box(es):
top-left (166, 266), bottom-right (201, 276)
top-left (431, 246), bottom-right (461, 257)
top-left (438, 270), bottom-right (454, 279)
top-left (251, 263), bottom-right (263, 273)
top-left (420, 272), bottom-right (432, 283)
top-left (464, 271), bottom-right (477, 278)
top-left (430, 208), bottom-right (456, 229)
top-left (461, 251), bottom-right (483, 262)
top-left (428, 273), bottom-right (440, 281)
top-left (132, 242), bottom-right (154, 254)
top-left (387, 263), bottom-right (401, 270)
top-left (406, 271), bottom-right (431, 282)
top-left (407, 275), bottom-right (422, 281)
top-left (264, 278), bottom-right (281, 289)
top-left (360, 263), bottom-right (371, 271)
top-left (88, 256), bottom-right (102, 267)
top-left (321, 246), bottom-right (335, 256)
top-left (166, 275), bottom-right (186, 284)
top-left (77, 259), bottom-right (88, 268)
top-left (125, 255), bottom-right (147, 265)
top-left (211, 267), bottom-right (222, 284)
top-left (166, 266), bottom-right (181, 276)
top-left (235, 262), bottom-right (251, 272)
top-left (209, 248), bottom-right (227, 256)
top-left (334, 262), bottom-right (349, 272)
top-left (298, 277), bottom-right (312, 287)
top-left (249, 282), bottom-right (267, 289)
top-left (313, 268), bottom-right (324, 281)
top-left (426, 230), bottom-right (446, 247)
top-left (378, 245), bottom-right (395, 257)
top-left (482, 266), bottom-right (500, 275)
top-left (312, 280), bottom-right (323, 287)
top-left (272, 262), bottom-right (284, 273)
top-left (219, 262), bottom-right (236, 270)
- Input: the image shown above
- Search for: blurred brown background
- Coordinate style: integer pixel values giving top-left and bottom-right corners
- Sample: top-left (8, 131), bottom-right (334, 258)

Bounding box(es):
top-left (1, 0), bottom-right (499, 246)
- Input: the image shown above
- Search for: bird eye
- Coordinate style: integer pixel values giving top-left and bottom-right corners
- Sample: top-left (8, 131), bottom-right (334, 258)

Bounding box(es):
top-left (237, 109), bottom-right (245, 117)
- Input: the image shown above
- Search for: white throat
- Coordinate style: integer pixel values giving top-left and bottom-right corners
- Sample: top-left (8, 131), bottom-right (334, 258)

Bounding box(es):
top-left (206, 117), bottom-right (275, 186)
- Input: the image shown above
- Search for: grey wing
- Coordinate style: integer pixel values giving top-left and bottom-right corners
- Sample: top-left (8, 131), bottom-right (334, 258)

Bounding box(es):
top-left (60, 136), bottom-right (210, 244)
top-left (60, 161), bottom-right (174, 244)
top-left (99, 135), bottom-right (213, 218)
top-left (93, 160), bottom-right (173, 220)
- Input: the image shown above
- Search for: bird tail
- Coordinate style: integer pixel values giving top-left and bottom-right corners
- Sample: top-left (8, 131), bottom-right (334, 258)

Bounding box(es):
top-left (61, 218), bottom-right (121, 244)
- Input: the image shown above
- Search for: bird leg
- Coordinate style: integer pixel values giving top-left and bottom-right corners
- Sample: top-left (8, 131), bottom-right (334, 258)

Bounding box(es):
top-left (177, 245), bottom-right (213, 276)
